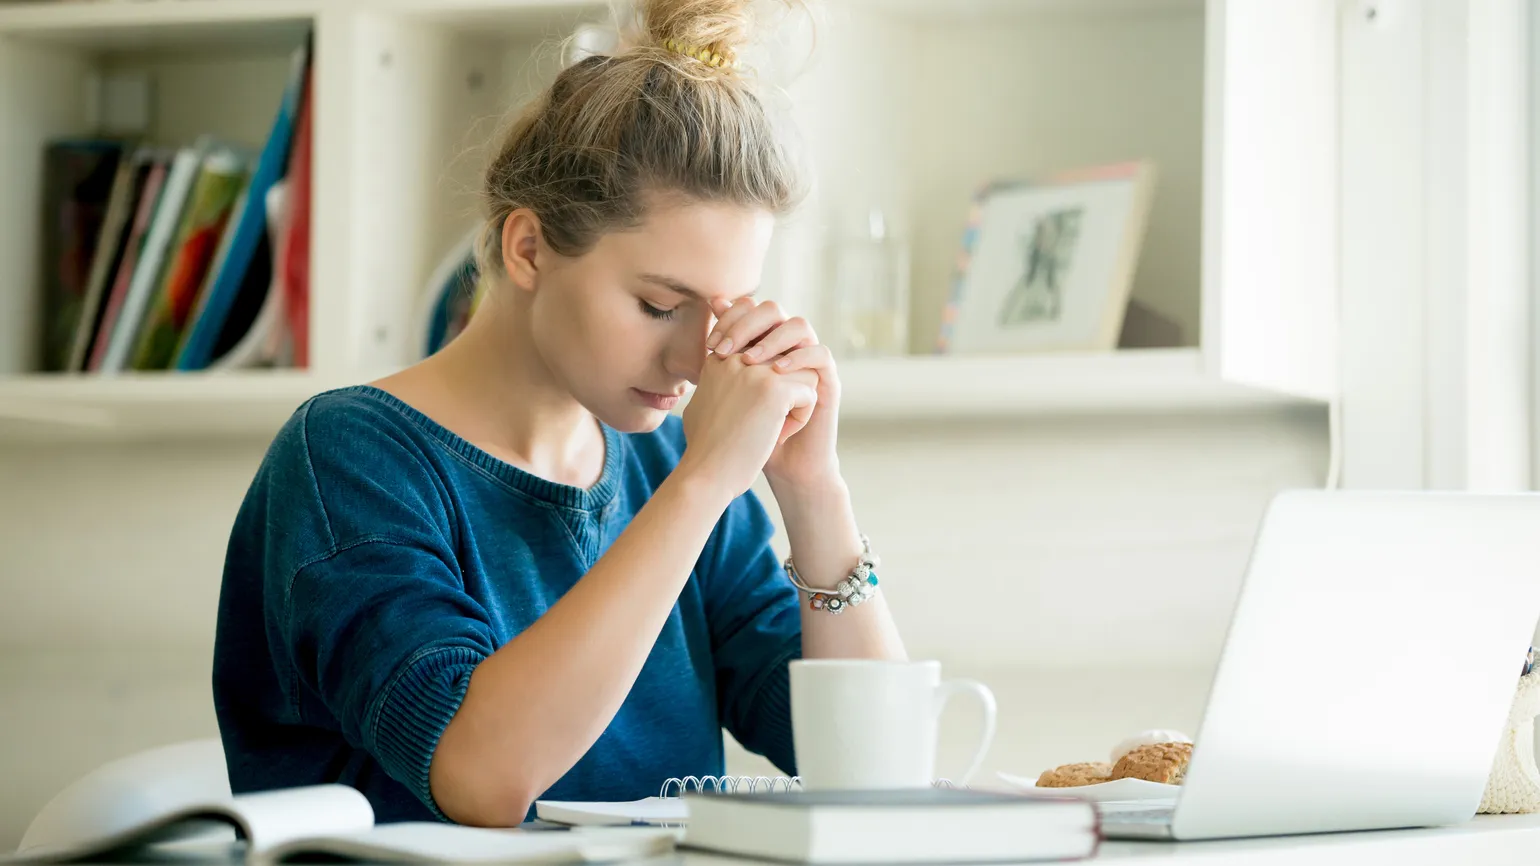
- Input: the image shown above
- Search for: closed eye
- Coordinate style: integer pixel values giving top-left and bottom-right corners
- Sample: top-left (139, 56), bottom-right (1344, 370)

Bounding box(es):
top-left (639, 299), bottom-right (676, 321)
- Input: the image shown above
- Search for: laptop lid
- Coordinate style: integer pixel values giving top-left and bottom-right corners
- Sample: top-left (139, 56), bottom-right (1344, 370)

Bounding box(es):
top-left (1171, 490), bottom-right (1540, 840)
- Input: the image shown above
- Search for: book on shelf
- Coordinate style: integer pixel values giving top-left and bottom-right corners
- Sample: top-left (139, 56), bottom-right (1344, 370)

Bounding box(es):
top-left (279, 54), bottom-right (314, 369)
top-left (37, 139), bottom-right (127, 372)
top-left (87, 150), bottom-right (171, 372)
top-left (65, 146), bottom-right (146, 372)
top-left (174, 39), bottom-right (311, 372)
top-left (97, 137), bottom-right (210, 374)
top-left (128, 145), bottom-right (251, 371)
top-left (38, 36), bottom-right (314, 377)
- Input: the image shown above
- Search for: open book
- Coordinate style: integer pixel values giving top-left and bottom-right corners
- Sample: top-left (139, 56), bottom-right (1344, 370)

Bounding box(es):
top-left (5, 782), bottom-right (676, 865)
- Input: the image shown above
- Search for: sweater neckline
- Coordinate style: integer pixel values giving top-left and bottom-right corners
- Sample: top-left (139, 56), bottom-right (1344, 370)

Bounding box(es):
top-left (337, 385), bottom-right (623, 512)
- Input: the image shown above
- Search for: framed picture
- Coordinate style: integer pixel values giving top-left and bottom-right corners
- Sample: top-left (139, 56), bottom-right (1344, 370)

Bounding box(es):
top-left (936, 161), bottom-right (1156, 354)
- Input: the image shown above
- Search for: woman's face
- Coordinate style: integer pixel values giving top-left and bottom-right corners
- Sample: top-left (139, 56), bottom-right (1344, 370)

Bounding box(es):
top-left (526, 199), bottom-right (775, 433)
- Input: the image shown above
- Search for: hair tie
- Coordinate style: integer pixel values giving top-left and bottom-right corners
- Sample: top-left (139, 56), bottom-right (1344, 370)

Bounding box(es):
top-left (663, 37), bottom-right (739, 70)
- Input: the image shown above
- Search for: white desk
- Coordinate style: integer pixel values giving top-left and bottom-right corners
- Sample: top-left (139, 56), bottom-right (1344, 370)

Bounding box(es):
top-left (76, 814), bottom-right (1540, 865)
top-left (676, 816), bottom-right (1540, 865)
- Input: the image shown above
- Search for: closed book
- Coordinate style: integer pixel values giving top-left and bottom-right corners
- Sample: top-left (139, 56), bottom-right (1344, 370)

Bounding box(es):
top-left (37, 139), bottom-right (126, 371)
top-left (87, 153), bottom-right (171, 372)
top-left (98, 141), bottom-right (208, 373)
top-left (682, 788), bottom-right (1099, 864)
top-left (65, 146), bottom-right (147, 372)
top-left (175, 38), bottom-right (310, 371)
top-left (128, 147), bottom-right (250, 370)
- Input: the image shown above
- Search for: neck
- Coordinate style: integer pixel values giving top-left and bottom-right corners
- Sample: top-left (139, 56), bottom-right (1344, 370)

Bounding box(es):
top-left (426, 291), bottom-right (604, 487)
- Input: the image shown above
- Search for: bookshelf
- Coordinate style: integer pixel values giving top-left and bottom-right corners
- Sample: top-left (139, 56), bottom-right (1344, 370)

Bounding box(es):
top-left (0, 0), bottom-right (1337, 442)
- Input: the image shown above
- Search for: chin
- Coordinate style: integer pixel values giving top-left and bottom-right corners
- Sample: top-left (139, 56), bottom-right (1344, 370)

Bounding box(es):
top-left (591, 402), bottom-right (671, 435)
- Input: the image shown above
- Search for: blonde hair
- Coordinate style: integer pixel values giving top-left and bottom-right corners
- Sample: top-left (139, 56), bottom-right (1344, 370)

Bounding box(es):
top-left (477, 0), bottom-right (809, 275)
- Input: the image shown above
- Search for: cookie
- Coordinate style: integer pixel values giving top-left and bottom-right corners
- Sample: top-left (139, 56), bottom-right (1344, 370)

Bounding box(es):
top-left (1110, 729), bottom-right (1191, 764)
top-left (1110, 741), bottom-right (1193, 785)
top-left (1036, 761), bottom-right (1113, 788)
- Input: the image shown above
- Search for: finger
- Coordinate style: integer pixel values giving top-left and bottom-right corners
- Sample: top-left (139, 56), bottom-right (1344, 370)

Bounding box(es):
top-left (714, 301), bottom-right (785, 357)
top-left (743, 317), bottom-right (816, 364)
top-left (770, 342), bottom-right (835, 374)
top-left (706, 298), bottom-right (756, 352)
top-left (778, 383), bottom-right (819, 444)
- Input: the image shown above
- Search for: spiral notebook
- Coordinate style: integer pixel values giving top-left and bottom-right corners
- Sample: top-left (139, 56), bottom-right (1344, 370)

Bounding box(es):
top-left (534, 775), bottom-right (803, 827)
top-left (534, 774), bottom-right (974, 828)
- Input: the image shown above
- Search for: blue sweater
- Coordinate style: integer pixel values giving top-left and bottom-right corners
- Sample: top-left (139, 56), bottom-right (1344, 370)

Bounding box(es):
top-left (212, 386), bottom-right (801, 823)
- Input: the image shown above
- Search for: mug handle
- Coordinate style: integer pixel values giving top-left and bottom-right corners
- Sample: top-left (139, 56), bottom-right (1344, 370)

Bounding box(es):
top-left (933, 678), bottom-right (997, 786)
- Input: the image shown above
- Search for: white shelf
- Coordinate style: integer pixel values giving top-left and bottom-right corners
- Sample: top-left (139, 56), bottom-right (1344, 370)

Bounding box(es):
top-left (0, 370), bottom-right (356, 442)
top-left (835, 348), bottom-right (1323, 420)
top-left (0, 0), bottom-right (606, 48)
top-left (842, 0), bottom-right (1201, 19)
top-left (0, 0), bottom-right (316, 50)
top-left (372, 0), bottom-right (604, 31)
top-left (0, 350), bottom-right (1322, 443)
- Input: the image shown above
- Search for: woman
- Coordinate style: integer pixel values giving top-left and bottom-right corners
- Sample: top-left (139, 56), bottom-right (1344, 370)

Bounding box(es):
top-left (212, 0), bottom-right (905, 828)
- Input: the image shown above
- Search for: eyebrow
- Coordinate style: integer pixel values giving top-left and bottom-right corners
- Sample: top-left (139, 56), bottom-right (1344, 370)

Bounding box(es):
top-left (638, 273), bottom-right (705, 299)
top-left (639, 273), bottom-right (756, 302)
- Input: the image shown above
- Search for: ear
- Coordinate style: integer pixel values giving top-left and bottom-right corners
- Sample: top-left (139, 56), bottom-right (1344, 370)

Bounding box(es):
top-left (500, 209), bottom-right (542, 292)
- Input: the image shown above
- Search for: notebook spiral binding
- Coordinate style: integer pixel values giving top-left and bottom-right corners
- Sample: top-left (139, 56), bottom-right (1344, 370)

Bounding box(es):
top-left (659, 775), bottom-right (967, 798)
top-left (659, 775), bottom-right (803, 797)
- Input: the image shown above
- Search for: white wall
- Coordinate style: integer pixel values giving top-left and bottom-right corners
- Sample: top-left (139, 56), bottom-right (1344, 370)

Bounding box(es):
top-left (906, 10), bottom-right (1205, 352)
top-left (781, 5), bottom-right (1204, 353)
top-left (0, 409), bottom-right (1326, 848)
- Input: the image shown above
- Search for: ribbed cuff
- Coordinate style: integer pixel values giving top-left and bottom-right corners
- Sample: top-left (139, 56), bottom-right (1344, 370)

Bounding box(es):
top-left (750, 643), bottom-right (802, 777)
top-left (371, 646), bottom-right (486, 823)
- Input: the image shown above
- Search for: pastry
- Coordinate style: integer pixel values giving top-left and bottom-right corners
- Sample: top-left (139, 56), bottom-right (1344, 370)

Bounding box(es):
top-left (1110, 741), bottom-right (1193, 785)
top-left (1110, 729), bottom-right (1191, 764)
top-left (1036, 761), bottom-right (1113, 788)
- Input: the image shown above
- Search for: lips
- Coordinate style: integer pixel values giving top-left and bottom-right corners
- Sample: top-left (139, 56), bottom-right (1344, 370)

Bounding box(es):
top-left (633, 388), bottom-right (683, 410)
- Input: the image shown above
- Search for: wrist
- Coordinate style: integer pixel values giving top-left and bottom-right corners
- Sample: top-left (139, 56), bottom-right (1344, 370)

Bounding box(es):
top-left (766, 467), bottom-right (849, 509)
top-left (667, 454), bottom-right (742, 513)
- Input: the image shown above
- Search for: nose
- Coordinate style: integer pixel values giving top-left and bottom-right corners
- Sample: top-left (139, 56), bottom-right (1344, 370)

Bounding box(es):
top-left (664, 313), bottom-right (713, 385)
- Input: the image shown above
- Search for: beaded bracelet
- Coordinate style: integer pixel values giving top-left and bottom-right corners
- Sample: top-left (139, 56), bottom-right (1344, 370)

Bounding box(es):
top-left (783, 534), bottom-right (881, 615)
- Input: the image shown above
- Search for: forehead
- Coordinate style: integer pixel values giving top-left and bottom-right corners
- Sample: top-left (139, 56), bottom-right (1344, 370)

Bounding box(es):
top-left (600, 198), bottom-right (774, 302)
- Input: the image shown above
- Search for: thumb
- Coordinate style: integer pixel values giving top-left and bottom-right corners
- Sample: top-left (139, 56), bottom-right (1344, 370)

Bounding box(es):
top-left (784, 383), bottom-right (818, 431)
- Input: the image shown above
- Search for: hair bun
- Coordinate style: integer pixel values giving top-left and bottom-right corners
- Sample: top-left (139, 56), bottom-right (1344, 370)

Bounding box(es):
top-left (641, 0), bottom-right (755, 67)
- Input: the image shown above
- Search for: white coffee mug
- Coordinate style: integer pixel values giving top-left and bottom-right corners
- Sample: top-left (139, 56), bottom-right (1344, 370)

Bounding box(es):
top-left (789, 659), bottom-right (997, 790)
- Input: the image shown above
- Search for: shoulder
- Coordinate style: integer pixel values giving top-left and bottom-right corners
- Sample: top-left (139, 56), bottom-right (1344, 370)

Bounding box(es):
top-left (254, 386), bottom-right (453, 543)
top-left (264, 386), bottom-right (444, 478)
top-left (288, 386), bottom-right (429, 455)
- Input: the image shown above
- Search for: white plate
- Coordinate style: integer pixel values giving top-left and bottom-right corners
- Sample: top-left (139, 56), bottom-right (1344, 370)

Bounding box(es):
top-left (996, 771), bottom-right (1180, 803)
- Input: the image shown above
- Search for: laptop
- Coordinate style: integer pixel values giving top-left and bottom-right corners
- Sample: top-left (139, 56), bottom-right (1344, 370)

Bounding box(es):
top-left (1101, 489), bottom-right (1540, 841)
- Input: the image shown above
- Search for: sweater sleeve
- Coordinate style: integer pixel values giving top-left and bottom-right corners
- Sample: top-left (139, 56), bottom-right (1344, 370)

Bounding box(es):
top-left (283, 540), bottom-right (495, 822)
top-left (699, 489), bottom-right (802, 776)
top-left (265, 397), bottom-right (497, 822)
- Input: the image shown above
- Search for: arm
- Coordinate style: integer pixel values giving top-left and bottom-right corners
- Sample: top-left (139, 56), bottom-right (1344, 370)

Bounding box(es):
top-left (704, 296), bottom-right (906, 663)
top-left (702, 479), bottom-right (903, 778)
top-left (768, 475), bottom-right (906, 661)
top-left (431, 468), bottom-right (730, 826)
top-left (433, 358), bottom-right (820, 827)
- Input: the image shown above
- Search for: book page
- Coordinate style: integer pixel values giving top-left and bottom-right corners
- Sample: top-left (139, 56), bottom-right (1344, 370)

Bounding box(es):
top-left (229, 785), bottom-right (375, 852)
top-left (255, 824), bottom-right (677, 865)
top-left (534, 797), bottom-right (688, 826)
